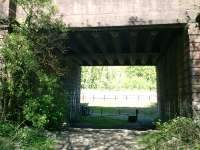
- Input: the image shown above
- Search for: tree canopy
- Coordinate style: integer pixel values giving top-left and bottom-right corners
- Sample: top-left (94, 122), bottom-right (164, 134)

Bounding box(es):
top-left (81, 66), bottom-right (156, 90)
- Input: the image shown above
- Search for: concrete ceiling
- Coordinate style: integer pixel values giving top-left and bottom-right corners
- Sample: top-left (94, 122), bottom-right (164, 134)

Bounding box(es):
top-left (67, 24), bottom-right (185, 66)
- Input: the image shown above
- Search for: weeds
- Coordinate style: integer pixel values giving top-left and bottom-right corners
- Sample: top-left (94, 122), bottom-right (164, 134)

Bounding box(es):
top-left (0, 121), bottom-right (55, 150)
top-left (139, 117), bottom-right (200, 150)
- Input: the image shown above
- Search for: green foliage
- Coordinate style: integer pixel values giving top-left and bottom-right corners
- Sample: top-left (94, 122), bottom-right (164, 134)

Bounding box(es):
top-left (0, 0), bottom-right (69, 129)
top-left (80, 116), bottom-right (128, 128)
top-left (23, 73), bottom-right (68, 129)
top-left (90, 104), bottom-right (158, 119)
top-left (17, 127), bottom-right (55, 150)
top-left (81, 66), bottom-right (156, 90)
top-left (0, 121), bottom-right (55, 149)
top-left (140, 117), bottom-right (200, 150)
top-left (0, 122), bottom-right (15, 137)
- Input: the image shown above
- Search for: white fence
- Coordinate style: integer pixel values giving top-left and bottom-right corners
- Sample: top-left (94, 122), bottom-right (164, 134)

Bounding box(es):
top-left (81, 89), bottom-right (157, 108)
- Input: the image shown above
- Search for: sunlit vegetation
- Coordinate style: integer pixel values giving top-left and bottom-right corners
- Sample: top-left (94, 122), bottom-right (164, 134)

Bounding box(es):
top-left (1, 0), bottom-right (69, 129)
top-left (139, 117), bottom-right (200, 149)
top-left (0, 121), bottom-right (55, 150)
top-left (0, 0), bottom-right (69, 148)
top-left (81, 66), bottom-right (156, 90)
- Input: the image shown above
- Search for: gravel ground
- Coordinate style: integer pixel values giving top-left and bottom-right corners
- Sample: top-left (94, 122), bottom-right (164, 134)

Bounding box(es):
top-left (49, 128), bottom-right (152, 150)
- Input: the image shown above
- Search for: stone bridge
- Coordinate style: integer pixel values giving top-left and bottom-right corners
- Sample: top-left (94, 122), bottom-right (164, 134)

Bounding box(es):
top-left (1, 0), bottom-right (200, 121)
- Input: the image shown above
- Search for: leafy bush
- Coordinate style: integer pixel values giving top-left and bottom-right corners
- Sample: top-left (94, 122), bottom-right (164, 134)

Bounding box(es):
top-left (0, 122), bottom-right (15, 137)
top-left (0, 121), bottom-right (55, 150)
top-left (0, 0), bottom-right (69, 129)
top-left (140, 117), bottom-right (200, 150)
top-left (16, 127), bottom-right (55, 150)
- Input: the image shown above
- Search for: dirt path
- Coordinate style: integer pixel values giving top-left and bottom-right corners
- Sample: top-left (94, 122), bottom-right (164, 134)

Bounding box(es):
top-left (52, 128), bottom-right (149, 150)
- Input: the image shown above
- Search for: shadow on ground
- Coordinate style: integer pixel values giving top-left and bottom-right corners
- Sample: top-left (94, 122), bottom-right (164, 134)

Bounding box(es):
top-left (52, 128), bottom-right (149, 150)
top-left (51, 104), bottom-right (157, 149)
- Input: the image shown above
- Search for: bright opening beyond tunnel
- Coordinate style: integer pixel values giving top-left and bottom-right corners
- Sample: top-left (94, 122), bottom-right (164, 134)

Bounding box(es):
top-left (80, 66), bottom-right (158, 129)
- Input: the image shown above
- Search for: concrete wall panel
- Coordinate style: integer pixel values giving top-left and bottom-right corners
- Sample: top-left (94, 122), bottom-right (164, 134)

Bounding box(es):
top-left (54, 0), bottom-right (199, 27)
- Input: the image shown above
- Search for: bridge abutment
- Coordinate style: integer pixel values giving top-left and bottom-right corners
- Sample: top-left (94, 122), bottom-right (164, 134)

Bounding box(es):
top-left (188, 23), bottom-right (200, 118)
top-left (157, 23), bottom-right (200, 121)
top-left (157, 33), bottom-right (179, 121)
top-left (63, 64), bottom-right (81, 122)
top-left (2, 0), bottom-right (200, 123)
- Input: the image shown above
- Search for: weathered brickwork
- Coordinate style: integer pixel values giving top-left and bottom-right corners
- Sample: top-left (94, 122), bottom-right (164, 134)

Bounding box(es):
top-left (188, 23), bottom-right (200, 115)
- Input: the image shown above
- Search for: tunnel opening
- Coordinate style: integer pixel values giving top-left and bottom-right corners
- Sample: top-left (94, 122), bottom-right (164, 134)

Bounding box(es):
top-left (66, 24), bottom-right (192, 127)
top-left (77, 66), bottom-right (158, 130)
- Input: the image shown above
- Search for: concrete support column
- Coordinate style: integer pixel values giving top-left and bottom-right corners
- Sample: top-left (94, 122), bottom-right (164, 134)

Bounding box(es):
top-left (176, 31), bottom-right (185, 116)
top-left (63, 64), bottom-right (81, 122)
top-left (157, 54), bottom-right (169, 121)
top-left (158, 35), bottom-right (179, 121)
top-left (156, 66), bottom-right (161, 117)
top-left (188, 23), bottom-right (200, 117)
top-left (178, 28), bottom-right (192, 117)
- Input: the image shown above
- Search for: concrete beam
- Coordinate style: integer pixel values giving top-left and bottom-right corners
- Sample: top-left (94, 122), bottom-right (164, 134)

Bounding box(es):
top-left (70, 53), bottom-right (159, 65)
top-left (141, 55), bottom-right (149, 65)
top-left (92, 33), bottom-right (113, 65)
top-left (145, 31), bottom-right (158, 52)
top-left (158, 31), bottom-right (173, 59)
top-left (110, 31), bottom-right (124, 65)
top-left (152, 55), bottom-right (159, 64)
top-left (129, 32), bottom-right (138, 53)
top-left (130, 55), bottom-right (136, 65)
top-left (68, 42), bottom-right (93, 65)
top-left (75, 33), bottom-right (102, 65)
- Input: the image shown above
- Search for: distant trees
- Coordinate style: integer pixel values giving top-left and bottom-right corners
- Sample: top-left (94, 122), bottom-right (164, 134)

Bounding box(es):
top-left (81, 66), bottom-right (156, 90)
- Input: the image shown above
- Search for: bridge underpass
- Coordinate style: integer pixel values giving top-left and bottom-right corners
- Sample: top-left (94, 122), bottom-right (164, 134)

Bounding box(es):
top-left (1, 0), bottom-right (200, 124)
top-left (64, 23), bottom-right (192, 122)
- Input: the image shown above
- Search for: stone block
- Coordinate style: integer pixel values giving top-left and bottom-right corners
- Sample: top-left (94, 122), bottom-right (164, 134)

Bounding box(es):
top-left (191, 67), bottom-right (200, 76)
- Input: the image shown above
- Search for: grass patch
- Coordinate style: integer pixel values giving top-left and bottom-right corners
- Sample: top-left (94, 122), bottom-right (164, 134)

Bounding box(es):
top-left (0, 121), bottom-right (55, 150)
top-left (90, 104), bottom-right (158, 118)
top-left (80, 116), bottom-right (128, 128)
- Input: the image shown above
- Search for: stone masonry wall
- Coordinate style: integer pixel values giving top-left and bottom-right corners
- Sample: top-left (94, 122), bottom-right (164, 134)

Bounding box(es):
top-left (188, 23), bottom-right (200, 117)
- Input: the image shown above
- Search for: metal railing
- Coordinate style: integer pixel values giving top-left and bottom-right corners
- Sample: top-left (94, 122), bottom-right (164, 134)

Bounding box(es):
top-left (80, 93), bottom-right (157, 108)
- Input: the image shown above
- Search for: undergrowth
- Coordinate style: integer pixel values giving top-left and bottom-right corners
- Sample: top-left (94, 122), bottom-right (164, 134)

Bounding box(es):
top-left (0, 121), bottom-right (55, 150)
top-left (139, 117), bottom-right (200, 150)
